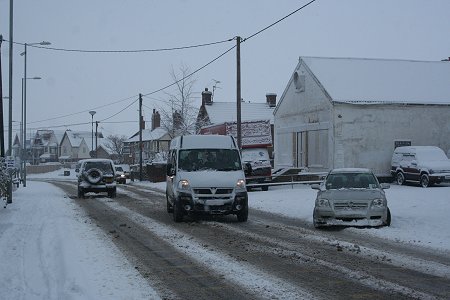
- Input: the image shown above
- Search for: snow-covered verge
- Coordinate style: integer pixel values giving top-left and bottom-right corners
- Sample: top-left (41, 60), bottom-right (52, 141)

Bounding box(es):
top-left (0, 180), bottom-right (159, 300)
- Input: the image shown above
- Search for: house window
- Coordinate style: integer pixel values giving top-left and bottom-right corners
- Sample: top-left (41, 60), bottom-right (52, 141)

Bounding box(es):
top-left (293, 71), bottom-right (305, 92)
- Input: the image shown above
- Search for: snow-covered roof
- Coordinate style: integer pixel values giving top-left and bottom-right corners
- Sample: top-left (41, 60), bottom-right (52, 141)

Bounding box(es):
top-left (66, 131), bottom-right (90, 148)
top-left (300, 56), bottom-right (450, 105)
top-left (204, 101), bottom-right (275, 124)
top-left (126, 127), bottom-right (169, 143)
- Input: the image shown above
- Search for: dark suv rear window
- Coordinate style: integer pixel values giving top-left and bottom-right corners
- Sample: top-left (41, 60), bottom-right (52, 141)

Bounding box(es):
top-left (84, 161), bottom-right (113, 174)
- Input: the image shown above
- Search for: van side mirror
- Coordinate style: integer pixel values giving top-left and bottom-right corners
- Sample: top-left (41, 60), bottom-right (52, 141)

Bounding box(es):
top-left (311, 184), bottom-right (321, 190)
top-left (75, 168), bottom-right (79, 173)
top-left (167, 163), bottom-right (175, 176)
top-left (244, 162), bottom-right (252, 176)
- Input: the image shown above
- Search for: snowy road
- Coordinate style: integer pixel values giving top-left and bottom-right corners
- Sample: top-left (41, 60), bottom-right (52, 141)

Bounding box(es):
top-left (46, 180), bottom-right (450, 300)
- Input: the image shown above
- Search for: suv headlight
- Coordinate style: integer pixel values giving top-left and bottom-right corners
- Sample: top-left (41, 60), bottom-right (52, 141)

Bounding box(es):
top-left (178, 179), bottom-right (190, 190)
top-left (236, 179), bottom-right (246, 190)
top-left (315, 198), bottom-right (330, 207)
top-left (371, 198), bottom-right (385, 208)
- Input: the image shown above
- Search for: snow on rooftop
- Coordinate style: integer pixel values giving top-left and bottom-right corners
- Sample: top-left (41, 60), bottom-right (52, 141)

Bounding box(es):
top-left (301, 56), bottom-right (450, 105)
top-left (205, 101), bottom-right (275, 124)
top-left (126, 127), bottom-right (169, 143)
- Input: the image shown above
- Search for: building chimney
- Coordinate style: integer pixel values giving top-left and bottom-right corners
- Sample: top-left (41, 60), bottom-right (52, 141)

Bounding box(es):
top-left (173, 110), bottom-right (183, 130)
top-left (151, 109), bottom-right (160, 130)
top-left (266, 93), bottom-right (277, 107)
top-left (202, 88), bottom-right (213, 106)
top-left (140, 116), bottom-right (145, 130)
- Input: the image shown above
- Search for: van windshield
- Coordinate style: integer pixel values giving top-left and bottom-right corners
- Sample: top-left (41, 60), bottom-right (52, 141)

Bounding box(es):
top-left (179, 149), bottom-right (242, 172)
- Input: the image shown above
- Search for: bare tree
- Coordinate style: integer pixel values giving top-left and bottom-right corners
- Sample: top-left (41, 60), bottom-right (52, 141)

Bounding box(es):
top-left (105, 134), bottom-right (127, 162)
top-left (159, 64), bottom-right (198, 138)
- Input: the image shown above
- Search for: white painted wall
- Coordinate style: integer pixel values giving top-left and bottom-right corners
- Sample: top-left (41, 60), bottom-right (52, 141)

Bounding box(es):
top-left (274, 61), bottom-right (333, 170)
top-left (333, 103), bottom-right (450, 176)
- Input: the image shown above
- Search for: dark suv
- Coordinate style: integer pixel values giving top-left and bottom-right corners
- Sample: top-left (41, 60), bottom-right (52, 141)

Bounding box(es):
top-left (77, 159), bottom-right (117, 198)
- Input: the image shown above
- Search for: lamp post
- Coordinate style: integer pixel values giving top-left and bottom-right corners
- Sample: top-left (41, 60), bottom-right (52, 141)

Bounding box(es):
top-left (20, 40), bottom-right (50, 187)
top-left (21, 77), bottom-right (41, 187)
top-left (89, 111), bottom-right (96, 156)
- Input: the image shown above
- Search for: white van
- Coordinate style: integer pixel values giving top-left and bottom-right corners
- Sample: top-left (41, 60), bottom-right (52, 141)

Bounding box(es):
top-left (166, 135), bottom-right (249, 222)
top-left (391, 146), bottom-right (450, 187)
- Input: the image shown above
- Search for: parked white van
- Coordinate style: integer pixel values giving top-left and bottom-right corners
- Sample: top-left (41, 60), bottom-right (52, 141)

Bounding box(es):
top-left (166, 135), bottom-right (249, 222)
top-left (391, 146), bottom-right (450, 187)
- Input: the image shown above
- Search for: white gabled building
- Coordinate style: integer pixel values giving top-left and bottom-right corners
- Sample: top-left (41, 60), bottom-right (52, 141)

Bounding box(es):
top-left (274, 57), bottom-right (450, 177)
top-left (59, 130), bottom-right (104, 162)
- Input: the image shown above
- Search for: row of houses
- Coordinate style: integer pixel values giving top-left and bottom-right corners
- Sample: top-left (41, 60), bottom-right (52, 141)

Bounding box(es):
top-left (12, 129), bottom-right (112, 165)
top-left (12, 56), bottom-right (450, 177)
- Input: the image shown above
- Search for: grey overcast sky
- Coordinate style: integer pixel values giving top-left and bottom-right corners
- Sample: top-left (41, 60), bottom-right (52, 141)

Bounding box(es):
top-left (1, 0), bottom-right (450, 141)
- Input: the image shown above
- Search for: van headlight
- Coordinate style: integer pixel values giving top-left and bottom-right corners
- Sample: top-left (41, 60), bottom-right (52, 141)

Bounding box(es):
top-left (315, 198), bottom-right (330, 207)
top-left (371, 198), bottom-right (385, 208)
top-left (236, 179), bottom-right (246, 190)
top-left (178, 179), bottom-right (190, 190)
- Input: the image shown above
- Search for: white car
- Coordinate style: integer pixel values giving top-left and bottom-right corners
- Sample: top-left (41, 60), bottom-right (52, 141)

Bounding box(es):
top-left (114, 165), bottom-right (126, 184)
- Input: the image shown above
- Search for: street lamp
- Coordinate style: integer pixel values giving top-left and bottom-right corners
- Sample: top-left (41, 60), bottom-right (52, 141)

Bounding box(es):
top-left (20, 40), bottom-right (50, 187)
top-left (21, 76), bottom-right (41, 187)
top-left (89, 111), bottom-right (96, 156)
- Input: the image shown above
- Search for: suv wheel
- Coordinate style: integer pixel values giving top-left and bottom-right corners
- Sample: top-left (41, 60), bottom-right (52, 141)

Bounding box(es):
top-left (396, 172), bottom-right (405, 185)
top-left (77, 187), bottom-right (84, 199)
top-left (108, 188), bottom-right (117, 198)
top-left (420, 174), bottom-right (430, 188)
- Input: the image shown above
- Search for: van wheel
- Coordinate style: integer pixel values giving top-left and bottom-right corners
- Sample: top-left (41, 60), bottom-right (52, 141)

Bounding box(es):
top-left (396, 172), bottom-right (405, 185)
top-left (173, 201), bottom-right (183, 222)
top-left (166, 195), bottom-right (173, 213)
top-left (420, 174), bottom-right (430, 188)
top-left (262, 185), bottom-right (269, 191)
top-left (236, 206), bottom-right (248, 222)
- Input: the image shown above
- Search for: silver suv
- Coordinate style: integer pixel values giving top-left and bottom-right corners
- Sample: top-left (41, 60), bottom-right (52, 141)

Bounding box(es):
top-left (77, 159), bottom-right (117, 198)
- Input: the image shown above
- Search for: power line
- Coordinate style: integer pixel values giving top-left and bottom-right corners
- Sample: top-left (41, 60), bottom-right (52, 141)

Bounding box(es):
top-left (20, 1), bottom-right (318, 127)
top-left (142, 43), bottom-right (237, 99)
top-left (99, 98), bottom-right (139, 122)
top-left (243, 0), bottom-right (317, 42)
top-left (4, 38), bottom-right (234, 53)
top-left (28, 94), bottom-right (139, 125)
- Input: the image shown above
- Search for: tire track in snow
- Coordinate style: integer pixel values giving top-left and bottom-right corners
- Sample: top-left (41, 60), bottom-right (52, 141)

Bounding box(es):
top-left (251, 218), bottom-right (450, 279)
top-left (220, 223), bottom-right (440, 300)
top-left (96, 197), bottom-right (317, 300)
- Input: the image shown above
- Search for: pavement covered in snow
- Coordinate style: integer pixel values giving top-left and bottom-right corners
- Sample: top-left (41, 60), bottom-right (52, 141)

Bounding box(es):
top-left (1, 169), bottom-right (449, 299)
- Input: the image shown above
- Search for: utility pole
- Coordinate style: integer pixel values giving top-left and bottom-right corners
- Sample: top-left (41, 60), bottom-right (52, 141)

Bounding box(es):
top-left (236, 36), bottom-right (242, 150)
top-left (8, 0), bottom-right (13, 156)
top-left (0, 35), bottom-right (5, 157)
top-left (139, 93), bottom-right (143, 181)
top-left (95, 121), bottom-right (98, 158)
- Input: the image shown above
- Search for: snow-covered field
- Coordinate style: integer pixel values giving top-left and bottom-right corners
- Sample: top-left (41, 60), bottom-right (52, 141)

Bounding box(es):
top-left (1, 169), bottom-right (449, 299)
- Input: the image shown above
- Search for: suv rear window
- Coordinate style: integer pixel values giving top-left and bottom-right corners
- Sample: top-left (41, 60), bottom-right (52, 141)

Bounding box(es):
top-left (84, 161), bottom-right (114, 174)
